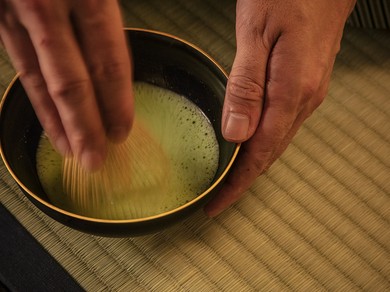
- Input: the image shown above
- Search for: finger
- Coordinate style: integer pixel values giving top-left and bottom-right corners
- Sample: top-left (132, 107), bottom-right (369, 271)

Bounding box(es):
top-left (204, 106), bottom-right (297, 217)
top-left (0, 3), bottom-right (70, 154)
top-left (205, 33), bottom-right (314, 217)
top-left (221, 0), bottom-right (273, 143)
top-left (204, 142), bottom-right (263, 217)
top-left (204, 38), bottom-right (334, 217)
top-left (12, 0), bottom-right (106, 171)
top-left (267, 63), bottom-right (334, 169)
top-left (204, 94), bottom-right (298, 217)
top-left (72, 0), bottom-right (134, 143)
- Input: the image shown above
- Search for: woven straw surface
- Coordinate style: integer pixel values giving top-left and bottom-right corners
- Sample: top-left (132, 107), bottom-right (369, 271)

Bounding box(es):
top-left (0, 1), bottom-right (389, 291)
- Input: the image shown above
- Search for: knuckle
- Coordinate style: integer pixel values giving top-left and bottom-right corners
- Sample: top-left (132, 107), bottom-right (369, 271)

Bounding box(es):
top-left (18, 0), bottom-right (52, 20)
top-left (301, 78), bottom-right (321, 102)
top-left (227, 73), bottom-right (264, 107)
top-left (19, 0), bottom-right (47, 11)
top-left (18, 68), bottom-right (45, 88)
top-left (89, 60), bottom-right (128, 82)
top-left (0, 5), bottom-right (18, 27)
top-left (269, 73), bottom-right (324, 114)
top-left (37, 34), bottom-right (55, 48)
top-left (48, 78), bottom-right (91, 105)
top-left (251, 150), bottom-right (273, 174)
top-left (299, 74), bottom-right (326, 112)
top-left (267, 83), bottom-right (299, 113)
top-left (312, 91), bottom-right (327, 110)
top-left (251, 157), bottom-right (267, 174)
top-left (31, 30), bottom-right (58, 51)
top-left (81, 0), bottom-right (103, 14)
top-left (242, 143), bottom-right (274, 175)
top-left (17, 0), bottom-right (65, 31)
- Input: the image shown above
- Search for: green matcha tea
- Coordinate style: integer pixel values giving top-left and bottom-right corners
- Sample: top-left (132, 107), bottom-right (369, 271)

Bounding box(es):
top-left (36, 82), bottom-right (219, 220)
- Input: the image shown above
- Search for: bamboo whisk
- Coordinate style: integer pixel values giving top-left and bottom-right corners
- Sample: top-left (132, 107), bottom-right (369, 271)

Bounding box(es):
top-left (62, 120), bottom-right (170, 219)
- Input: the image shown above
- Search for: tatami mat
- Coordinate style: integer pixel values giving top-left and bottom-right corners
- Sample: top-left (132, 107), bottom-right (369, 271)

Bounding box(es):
top-left (0, 0), bottom-right (389, 291)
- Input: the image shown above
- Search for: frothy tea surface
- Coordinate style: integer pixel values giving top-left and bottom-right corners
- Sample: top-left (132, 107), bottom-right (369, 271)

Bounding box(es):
top-left (36, 82), bottom-right (219, 219)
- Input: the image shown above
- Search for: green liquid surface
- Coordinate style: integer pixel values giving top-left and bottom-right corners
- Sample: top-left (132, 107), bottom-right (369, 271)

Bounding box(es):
top-left (36, 82), bottom-right (219, 219)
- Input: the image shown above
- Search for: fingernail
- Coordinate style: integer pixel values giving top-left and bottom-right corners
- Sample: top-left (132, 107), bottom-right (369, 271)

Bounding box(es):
top-left (107, 126), bottom-right (130, 143)
top-left (204, 205), bottom-right (222, 218)
top-left (223, 112), bottom-right (250, 141)
top-left (81, 149), bottom-right (105, 172)
top-left (54, 135), bottom-right (71, 156)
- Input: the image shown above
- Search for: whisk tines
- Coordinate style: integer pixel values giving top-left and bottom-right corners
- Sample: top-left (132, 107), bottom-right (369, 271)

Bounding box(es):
top-left (62, 120), bottom-right (169, 219)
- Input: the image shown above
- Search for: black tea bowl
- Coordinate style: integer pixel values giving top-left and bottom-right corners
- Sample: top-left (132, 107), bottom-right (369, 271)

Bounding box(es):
top-left (0, 28), bottom-right (240, 237)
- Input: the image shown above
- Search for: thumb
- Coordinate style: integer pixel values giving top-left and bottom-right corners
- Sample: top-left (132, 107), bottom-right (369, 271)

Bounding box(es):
top-left (222, 18), bottom-right (270, 142)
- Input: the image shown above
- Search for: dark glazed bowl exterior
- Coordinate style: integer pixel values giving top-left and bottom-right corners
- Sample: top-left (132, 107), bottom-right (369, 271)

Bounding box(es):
top-left (0, 28), bottom-right (240, 237)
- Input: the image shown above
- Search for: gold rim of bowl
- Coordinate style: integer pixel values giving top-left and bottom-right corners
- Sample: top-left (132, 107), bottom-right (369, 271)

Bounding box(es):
top-left (0, 28), bottom-right (241, 224)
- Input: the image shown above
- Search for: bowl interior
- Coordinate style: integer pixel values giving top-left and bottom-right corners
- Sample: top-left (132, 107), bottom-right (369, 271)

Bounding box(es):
top-left (0, 29), bottom-right (237, 218)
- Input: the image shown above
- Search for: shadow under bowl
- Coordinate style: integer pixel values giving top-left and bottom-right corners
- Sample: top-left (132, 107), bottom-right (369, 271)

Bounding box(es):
top-left (0, 28), bottom-right (240, 237)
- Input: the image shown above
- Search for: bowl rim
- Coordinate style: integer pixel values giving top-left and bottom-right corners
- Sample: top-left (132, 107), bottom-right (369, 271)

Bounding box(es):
top-left (0, 27), bottom-right (241, 224)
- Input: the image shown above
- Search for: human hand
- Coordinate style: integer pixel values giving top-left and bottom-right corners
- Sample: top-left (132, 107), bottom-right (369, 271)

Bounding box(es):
top-left (204, 0), bottom-right (356, 217)
top-left (0, 0), bottom-right (133, 171)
